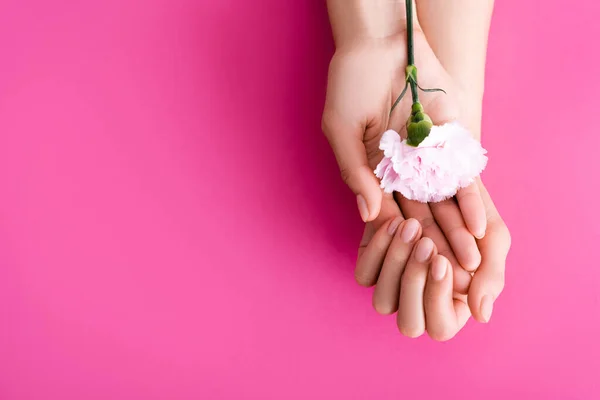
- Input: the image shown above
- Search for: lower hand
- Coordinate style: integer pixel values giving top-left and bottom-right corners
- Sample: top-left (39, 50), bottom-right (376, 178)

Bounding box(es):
top-left (358, 217), bottom-right (470, 341)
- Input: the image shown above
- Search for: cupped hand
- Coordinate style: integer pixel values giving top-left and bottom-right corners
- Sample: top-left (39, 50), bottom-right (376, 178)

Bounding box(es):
top-left (358, 216), bottom-right (470, 341)
top-left (322, 30), bottom-right (477, 295)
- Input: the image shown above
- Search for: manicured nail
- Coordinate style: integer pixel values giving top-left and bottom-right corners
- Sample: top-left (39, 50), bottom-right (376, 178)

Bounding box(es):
top-left (357, 195), bottom-right (369, 222)
top-left (480, 295), bottom-right (494, 323)
top-left (464, 249), bottom-right (482, 272)
top-left (400, 219), bottom-right (419, 243)
top-left (475, 229), bottom-right (485, 240)
top-left (430, 257), bottom-right (447, 281)
top-left (388, 217), bottom-right (403, 236)
top-left (415, 238), bottom-right (434, 263)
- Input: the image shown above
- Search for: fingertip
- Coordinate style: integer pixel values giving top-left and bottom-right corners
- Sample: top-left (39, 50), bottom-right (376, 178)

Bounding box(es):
top-left (365, 190), bottom-right (383, 222)
top-left (387, 216), bottom-right (404, 236)
top-left (358, 191), bottom-right (383, 223)
top-left (343, 164), bottom-right (383, 222)
top-left (462, 246), bottom-right (482, 273)
top-left (373, 298), bottom-right (397, 316)
top-left (400, 218), bottom-right (421, 243)
top-left (465, 211), bottom-right (486, 240)
top-left (480, 295), bottom-right (494, 323)
top-left (356, 195), bottom-right (370, 222)
top-left (472, 223), bottom-right (486, 240)
top-left (430, 255), bottom-right (449, 282)
top-left (354, 271), bottom-right (376, 288)
top-left (452, 266), bottom-right (473, 295)
top-left (457, 184), bottom-right (487, 239)
top-left (414, 237), bottom-right (435, 263)
top-left (468, 291), bottom-right (494, 323)
top-left (424, 255), bottom-right (460, 342)
top-left (398, 326), bottom-right (425, 339)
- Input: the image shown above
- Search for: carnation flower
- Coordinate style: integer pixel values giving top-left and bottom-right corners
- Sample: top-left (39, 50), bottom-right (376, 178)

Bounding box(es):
top-left (375, 0), bottom-right (489, 203)
top-left (374, 122), bottom-right (488, 203)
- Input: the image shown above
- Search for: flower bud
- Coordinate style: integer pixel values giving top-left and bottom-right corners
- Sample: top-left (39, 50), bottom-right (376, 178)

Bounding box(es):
top-left (407, 120), bottom-right (432, 146)
top-left (406, 102), bottom-right (432, 146)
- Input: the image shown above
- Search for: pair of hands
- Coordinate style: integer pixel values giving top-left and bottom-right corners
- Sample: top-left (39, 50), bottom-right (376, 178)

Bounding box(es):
top-left (322, 29), bottom-right (511, 340)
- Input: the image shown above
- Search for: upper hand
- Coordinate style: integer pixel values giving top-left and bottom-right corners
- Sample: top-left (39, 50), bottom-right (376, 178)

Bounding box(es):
top-left (322, 30), bottom-right (480, 294)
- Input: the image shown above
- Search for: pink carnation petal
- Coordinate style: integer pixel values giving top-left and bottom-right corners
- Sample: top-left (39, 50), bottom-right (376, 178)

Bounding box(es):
top-left (373, 123), bottom-right (487, 203)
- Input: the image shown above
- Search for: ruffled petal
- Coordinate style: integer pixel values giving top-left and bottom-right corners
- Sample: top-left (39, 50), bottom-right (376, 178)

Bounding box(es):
top-left (373, 123), bottom-right (487, 203)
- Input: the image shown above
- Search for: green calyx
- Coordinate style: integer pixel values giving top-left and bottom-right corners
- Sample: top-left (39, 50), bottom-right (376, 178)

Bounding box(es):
top-left (406, 65), bottom-right (418, 84)
top-left (406, 102), bottom-right (432, 147)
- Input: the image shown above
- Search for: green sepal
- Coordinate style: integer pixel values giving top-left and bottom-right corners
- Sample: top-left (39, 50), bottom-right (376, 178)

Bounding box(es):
top-left (406, 120), bottom-right (432, 146)
top-left (406, 102), bottom-right (433, 146)
top-left (406, 65), bottom-right (418, 83)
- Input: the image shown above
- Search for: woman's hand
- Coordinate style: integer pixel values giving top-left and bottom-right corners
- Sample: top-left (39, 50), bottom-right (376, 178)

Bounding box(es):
top-left (358, 217), bottom-right (470, 341)
top-left (323, 30), bottom-right (478, 294)
top-left (323, 0), bottom-right (510, 332)
top-left (414, 0), bottom-right (511, 324)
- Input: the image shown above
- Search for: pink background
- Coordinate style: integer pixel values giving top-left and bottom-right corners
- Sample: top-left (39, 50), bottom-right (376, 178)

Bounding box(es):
top-left (1, 0), bottom-right (599, 399)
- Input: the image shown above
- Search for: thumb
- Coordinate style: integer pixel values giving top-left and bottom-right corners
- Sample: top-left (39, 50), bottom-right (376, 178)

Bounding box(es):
top-left (322, 115), bottom-right (382, 222)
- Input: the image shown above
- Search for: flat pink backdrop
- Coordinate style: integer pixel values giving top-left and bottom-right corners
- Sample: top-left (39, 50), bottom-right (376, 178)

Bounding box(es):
top-left (1, 1), bottom-right (599, 399)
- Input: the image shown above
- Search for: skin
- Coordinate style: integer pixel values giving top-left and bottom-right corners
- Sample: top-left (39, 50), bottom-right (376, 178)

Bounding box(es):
top-left (324, 0), bottom-right (511, 339)
top-left (415, 0), bottom-right (511, 323)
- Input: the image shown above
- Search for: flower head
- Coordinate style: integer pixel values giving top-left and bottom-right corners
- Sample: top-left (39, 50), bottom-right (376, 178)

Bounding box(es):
top-left (374, 122), bottom-right (487, 203)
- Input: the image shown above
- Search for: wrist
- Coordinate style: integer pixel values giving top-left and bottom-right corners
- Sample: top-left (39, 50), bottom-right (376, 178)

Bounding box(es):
top-left (458, 91), bottom-right (484, 140)
top-left (327, 0), bottom-right (409, 48)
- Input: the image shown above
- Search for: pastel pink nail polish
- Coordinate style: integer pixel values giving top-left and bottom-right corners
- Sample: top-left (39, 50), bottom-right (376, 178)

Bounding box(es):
top-left (400, 219), bottom-right (419, 243)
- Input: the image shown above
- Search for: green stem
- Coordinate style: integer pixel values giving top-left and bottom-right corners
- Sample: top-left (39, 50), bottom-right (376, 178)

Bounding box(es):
top-left (405, 0), bottom-right (418, 103)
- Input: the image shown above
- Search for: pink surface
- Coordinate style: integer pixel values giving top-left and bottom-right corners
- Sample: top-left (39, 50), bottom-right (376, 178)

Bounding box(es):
top-left (1, 0), bottom-right (599, 399)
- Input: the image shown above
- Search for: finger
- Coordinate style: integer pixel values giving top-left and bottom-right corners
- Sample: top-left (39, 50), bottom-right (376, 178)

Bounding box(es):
top-left (372, 192), bottom-right (406, 232)
top-left (357, 223), bottom-right (376, 258)
top-left (397, 237), bottom-right (436, 338)
top-left (468, 183), bottom-right (512, 323)
top-left (456, 182), bottom-right (487, 239)
top-left (424, 255), bottom-right (471, 341)
top-left (322, 114), bottom-right (382, 222)
top-left (396, 194), bottom-right (472, 294)
top-left (373, 219), bottom-right (422, 315)
top-left (430, 198), bottom-right (481, 272)
top-left (355, 216), bottom-right (404, 287)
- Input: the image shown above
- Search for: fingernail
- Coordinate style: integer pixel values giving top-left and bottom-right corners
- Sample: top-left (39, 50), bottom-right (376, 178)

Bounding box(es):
top-left (415, 239), bottom-right (434, 263)
top-left (431, 257), bottom-right (447, 281)
top-left (387, 217), bottom-right (403, 236)
top-left (400, 219), bottom-right (419, 243)
top-left (357, 195), bottom-right (369, 222)
top-left (465, 249), bottom-right (482, 272)
top-left (475, 230), bottom-right (485, 240)
top-left (480, 295), bottom-right (494, 323)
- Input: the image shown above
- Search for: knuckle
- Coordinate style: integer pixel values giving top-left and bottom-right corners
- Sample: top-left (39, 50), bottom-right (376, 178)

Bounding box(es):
top-left (500, 224), bottom-right (512, 250)
top-left (430, 199), bottom-right (454, 214)
top-left (402, 264), bottom-right (423, 281)
top-left (387, 245), bottom-right (411, 266)
top-left (371, 240), bottom-right (389, 256)
top-left (444, 224), bottom-right (467, 241)
top-left (339, 166), bottom-right (354, 186)
top-left (365, 140), bottom-right (383, 163)
top-left (455, 189), bottom-right (476, 202)
top-left (417, 216), bottom-right (436, 231)
top-left (489, 218), bottom-right (512, 254)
